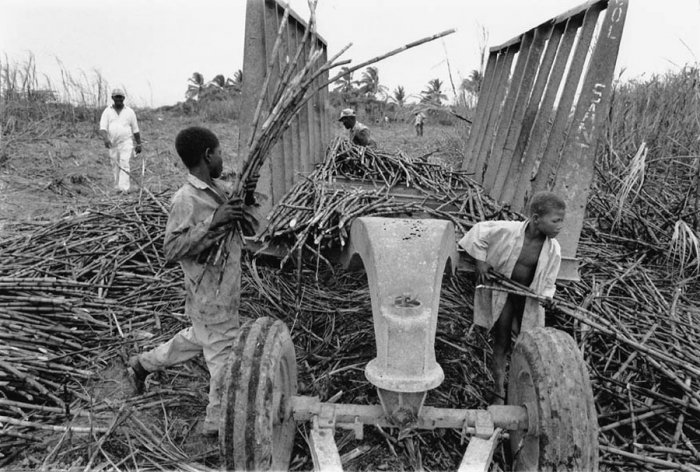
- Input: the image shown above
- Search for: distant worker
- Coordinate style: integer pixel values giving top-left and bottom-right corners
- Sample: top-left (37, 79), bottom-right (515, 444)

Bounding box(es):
top-left (458, 192), bottom-right (565, 404)
top-left (338, 108), bottom-right (376, 147)
top-left (128, 126), bottom-right (259, 438)
top-left (414, 111), bottom-right (425, 137)
top-left (99, 88), bottom-right (142, 193)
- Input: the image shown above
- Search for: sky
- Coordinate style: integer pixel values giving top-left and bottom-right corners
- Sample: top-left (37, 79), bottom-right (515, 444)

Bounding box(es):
top-left (2, 0), bottom-right (699, 108)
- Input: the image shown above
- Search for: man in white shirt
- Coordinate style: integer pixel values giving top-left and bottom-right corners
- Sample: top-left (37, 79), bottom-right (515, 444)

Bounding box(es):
top-left (99, 88), bottom-right (142, 193)
top-left (414, 111), bottom-right (425, 137)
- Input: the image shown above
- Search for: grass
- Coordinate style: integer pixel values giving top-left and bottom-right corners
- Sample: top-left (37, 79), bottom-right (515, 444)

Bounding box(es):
top-left (591, 66), bottom-right (700, 278)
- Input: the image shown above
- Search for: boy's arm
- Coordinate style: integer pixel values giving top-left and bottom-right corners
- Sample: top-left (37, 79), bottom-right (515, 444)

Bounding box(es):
top-left (163, 198), bottom-right (224, 263)
top-left (458, 222), bottom-right (491, 261)
top-left (458, 222), bottom-right (493, 283)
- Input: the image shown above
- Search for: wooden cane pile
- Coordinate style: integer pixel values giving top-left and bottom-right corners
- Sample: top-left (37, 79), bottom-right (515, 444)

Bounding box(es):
top-left (259, 136), bottom-right (519, 265)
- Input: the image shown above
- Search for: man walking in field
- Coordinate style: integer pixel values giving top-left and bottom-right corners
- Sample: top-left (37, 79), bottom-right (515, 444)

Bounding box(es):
top-left (99, 88), bottom-right (142, 193)
top-left (414, 111), bottom-right (425, 137)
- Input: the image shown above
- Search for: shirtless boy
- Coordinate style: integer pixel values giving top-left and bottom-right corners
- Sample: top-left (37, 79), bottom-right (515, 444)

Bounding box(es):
top-left (459, 192), bottom-right (565, 403)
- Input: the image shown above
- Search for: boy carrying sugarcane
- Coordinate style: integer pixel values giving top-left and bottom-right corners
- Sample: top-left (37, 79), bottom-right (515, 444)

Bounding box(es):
top-left (459, 191), bottom-right (565, 404)
top-left (128, 126), bottom-right (258, 437)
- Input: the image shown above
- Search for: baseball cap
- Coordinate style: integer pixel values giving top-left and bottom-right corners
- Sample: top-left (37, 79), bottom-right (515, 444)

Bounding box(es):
top-left (111, 88), bottom-right (126, 97)
top-left (338, 108), bottom-right (355, 121)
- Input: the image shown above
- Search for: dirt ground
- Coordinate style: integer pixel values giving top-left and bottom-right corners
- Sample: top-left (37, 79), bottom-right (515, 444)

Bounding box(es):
top-left (0, 113), bottom-right (465, 234)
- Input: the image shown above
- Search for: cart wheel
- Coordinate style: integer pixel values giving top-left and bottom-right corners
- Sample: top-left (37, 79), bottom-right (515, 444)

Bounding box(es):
top-left (507, 327), bottom-right (598, 471)
top-left (220, 317), bottom-right (297, 471)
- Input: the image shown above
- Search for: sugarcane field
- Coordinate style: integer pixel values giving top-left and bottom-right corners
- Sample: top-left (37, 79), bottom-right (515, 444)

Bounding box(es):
top-left (1, 0), bottom-right (700, 471)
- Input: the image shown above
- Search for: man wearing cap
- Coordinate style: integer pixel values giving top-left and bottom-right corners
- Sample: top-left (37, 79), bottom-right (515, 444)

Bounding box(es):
top-left (99, 89), bottom-right (142, 193)
top-left (338, 108), bottom-right (376, 147)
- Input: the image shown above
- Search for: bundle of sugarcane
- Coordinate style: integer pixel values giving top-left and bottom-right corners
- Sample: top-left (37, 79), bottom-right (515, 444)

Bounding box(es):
top-left (203, 0), bottom-right (455, 264)
top-left (259, 136), bottom-right (519, 263)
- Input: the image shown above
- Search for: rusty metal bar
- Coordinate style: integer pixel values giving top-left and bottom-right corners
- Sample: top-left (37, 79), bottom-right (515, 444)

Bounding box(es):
top-left (481, 32), bottom-right (533, 193)
top-left (279, 10), bottom-right (296, 192)
top-left (292, 396), bottom-right (530, 432)
top-left (471, 47), bottom-right (517, 181)
top-left (531, 3), bottom-right (604, 195)
top-left (553, 0), bottom-right (629, 262)
top-left (511, 15), bottom-right (583, 211)
top-left (262, 1), bottom-right (286, 204)
top-left (499, 21), bottom-right (561, 208)
top-left (492, 25), bottom-right (551, 201)
top-left (463, 52), bottom-right (497, 172)
top-left (292, 25), bottom-right (304, 185)
top-left (239, 0), bottom-right (266, 168)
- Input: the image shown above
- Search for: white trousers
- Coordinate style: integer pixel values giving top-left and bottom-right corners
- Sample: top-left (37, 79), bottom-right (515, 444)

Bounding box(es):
top-left (138, 317), bottom-right (238, 431)
top-left (109, 141), bottom-right (133, 191)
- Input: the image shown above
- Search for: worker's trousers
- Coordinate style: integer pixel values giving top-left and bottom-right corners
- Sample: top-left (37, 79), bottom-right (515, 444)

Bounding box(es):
top-left (109, 141), bottom-right (133, 192)
top-left (138, 317), bottom-right (238, 433)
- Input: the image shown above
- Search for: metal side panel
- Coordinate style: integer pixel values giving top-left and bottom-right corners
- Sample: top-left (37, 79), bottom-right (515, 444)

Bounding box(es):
top-left (240, 0), bottom-right (330, 213)
top-left (553, 0), bottom-right (629, 262)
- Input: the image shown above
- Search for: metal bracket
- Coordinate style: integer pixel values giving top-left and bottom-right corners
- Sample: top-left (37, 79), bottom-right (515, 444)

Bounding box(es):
top-left (337, 417), bottom-right (364, 440)
top-left (458, 428), bottom-right (503, 472)
top-left (316, 403), bottom-right (337, 429)
top-left (474, 411), bottom-right (495, 439)
top-left (523, 401), bottom-right (539, 436)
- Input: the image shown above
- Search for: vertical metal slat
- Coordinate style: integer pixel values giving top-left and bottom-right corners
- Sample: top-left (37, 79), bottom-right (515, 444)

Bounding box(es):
top-left (511, 16), bottom-right (582, 210)
top-left (492, 25), bottom-right (551, 202)
top-left (462, 52), bottom-right (497, 171)
top-left (531, 3), bottom-right (604, 195)
top-left (469, 48), bottom-right (514, 180)
top-left (500, 21), bottom-right (560, 208)
top-left (482, 32), bottom-right (534, 195)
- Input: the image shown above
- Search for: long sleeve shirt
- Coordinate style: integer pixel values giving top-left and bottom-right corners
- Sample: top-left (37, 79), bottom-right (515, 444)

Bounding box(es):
top-left (164, 174), bottom-right (242, 324)
top-left (458, 220), bottom-right (561, 332)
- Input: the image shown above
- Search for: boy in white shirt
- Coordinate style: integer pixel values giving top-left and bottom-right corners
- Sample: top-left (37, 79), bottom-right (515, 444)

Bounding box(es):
top-left (459, 191), bottom-right (565, 404)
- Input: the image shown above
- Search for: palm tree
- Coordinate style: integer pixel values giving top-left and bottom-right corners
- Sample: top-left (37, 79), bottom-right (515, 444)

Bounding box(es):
top-left (460, 69), bottom-right (483, 108)
top-left (461, 70), bottom-right (483, 96)
top-left (392, 86), bottom-right (407, 108)
top-left (208, 74), bottom-right (226, 88)
top-left (232, 69), bottom-right (243, 86)
top-left (332, 67), bottom-right (356, 95)
top-left (186, 72), bottom-right (204, 101)
top-left (421, 78), bottom-right (447, 106)
top-left (357, 66), bottom-right (387, 100)
top-left (224, 70), bottom-right (243, 94)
